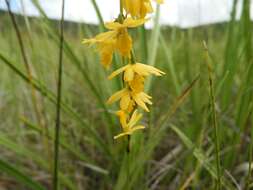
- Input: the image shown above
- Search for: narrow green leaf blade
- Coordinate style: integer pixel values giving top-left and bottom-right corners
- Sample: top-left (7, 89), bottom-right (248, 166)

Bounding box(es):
top-left (170, 125), bottom-right (236, 190)
top-left (0, 159), bottom-right (46, 190)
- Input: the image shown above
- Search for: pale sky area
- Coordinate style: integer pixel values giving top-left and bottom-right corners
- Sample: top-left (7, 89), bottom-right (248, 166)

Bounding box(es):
top-left (0, 0), bottom-right (252, 28)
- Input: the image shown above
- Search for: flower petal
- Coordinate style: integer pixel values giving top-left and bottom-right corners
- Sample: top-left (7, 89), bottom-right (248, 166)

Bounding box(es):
top-left (98, 43), bottom-right (115, 68)
top-left (129, 75), bottom-right (145, 92)
top-left (131, 125), bottom-right (145, 132)
top-left (116, 30), bottom-right (132, 57)
top-left (108, 64), bottom-right (130, 79)
top-left (132, 93), bottom-right (150, 112)
top-left (140, 1), bottom-right (153, 17)
top-left (127, 100), bottom-right (135, 113)
top-left (154, 0), bottom-right (164, 4)
top-left (140, 92), bottom-right (153, 105)
top-left (123, 0), bottom-right (141, 17)
top-left (105, 21), bottom-right (122, 30)
top-left (120, 93), bottom-right (131, 111)
top-left (133, 63), bottom-right (165, 76)
top-left (83, 31), bottom-right (116, 44)
top-left (114, 132), bottom-right (131, 139)
top-left (116, 110), bottom-right (128, 129)
top-left (123, 17), bottom-right (148, 28)
top-left (124, 67), bottom-right (135, 82)
top-left (128, 110), bottom-right (142, 127)
top-left (107, 88), bottom-right (128, 104)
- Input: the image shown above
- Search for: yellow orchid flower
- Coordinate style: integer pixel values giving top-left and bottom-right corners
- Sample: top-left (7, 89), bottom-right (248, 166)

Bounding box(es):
top-left (107, 75), bottom-right (144, 113)
top-left (107, 87), bottom-right (152, 112)
top-left (82, 17), bottom-right (147, 68)
top-left (129, 74), bottom-right (145, 92)
top-left (108, 63), bottom-right (165, 82)
top-left (114, 110), bottom-right (145, 139)
top-left (155, 0), bottom-right (164, 3)
top-left (123, 0), bottom-right (164, 18)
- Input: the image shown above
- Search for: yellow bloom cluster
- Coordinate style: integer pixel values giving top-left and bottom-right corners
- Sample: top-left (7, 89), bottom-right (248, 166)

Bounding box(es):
top-left (107, 63), bottom-right (164, 112)
top-left (123, 0), bottom-right (164, 18)
top-left (83, 18), bottom-right (146, 68)
top-left (83, 0), bottom-right (164, 140)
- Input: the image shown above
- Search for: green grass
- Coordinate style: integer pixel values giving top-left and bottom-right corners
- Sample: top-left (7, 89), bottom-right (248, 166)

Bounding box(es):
top-left (0, 0), bottom-right (252, 189)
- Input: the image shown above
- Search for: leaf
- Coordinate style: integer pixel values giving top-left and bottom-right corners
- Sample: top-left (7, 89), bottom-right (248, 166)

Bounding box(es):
top-left (90, 0), bottom-right (105, 32)
top-left (145, 4), bottom-right (161, 92)
top-left (157, 75), bottom-right (200, 128)
top-left (20, 117), bottom-right (108, 175)
top-left (0, 134), bottom-right (76, 190)
top-left (118, 76), bottom-right (199, 189)
top-left (30, 0), bottom-right (115, 136)
top-left (0, 159), bottom-right (46, 190)
top-left (170, 125), bottom-right (236, 190)
top-left (0, 52), bottom-right (112, 158)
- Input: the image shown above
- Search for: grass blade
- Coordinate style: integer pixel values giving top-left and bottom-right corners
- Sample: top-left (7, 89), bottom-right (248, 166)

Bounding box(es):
top-left (203, 41), bottom-right (221, 189)
top-left (0, 135), bottom-right (76, 190)
top-left (170, 125), bottom-right (235, 189)
top-left (53, 0), bottom-right (65, 189)
top-left (30, 0), bottom-right (115, 135)
top-left (90, 0), bottom-right (105, 32)
top-left (119, 76), bottom-right (199, 189)
top-left (21, 117), bottom-right (108, 175)
top-left (5, 0), bottom-right (47, 143)
top-left (0, 52), bottom-right (112, 158)
top-left (160, 33), bottom-right (181, 95)
top-left (138, 26), bottom-right (148, 63)
top-left (145, 4), bottom-right (161, 92)
top-left (157, 75), bottom-right (200, 128)
top-left (246, 106), bottom-right (253, 189)
top-left (0, 159), bottom-right (46, 190)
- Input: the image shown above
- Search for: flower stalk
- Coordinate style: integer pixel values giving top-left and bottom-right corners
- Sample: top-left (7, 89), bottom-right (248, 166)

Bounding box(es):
top-left (53, 0), bottom-right (65, 189)
top-left (82, 0), bottom-right (165, 149)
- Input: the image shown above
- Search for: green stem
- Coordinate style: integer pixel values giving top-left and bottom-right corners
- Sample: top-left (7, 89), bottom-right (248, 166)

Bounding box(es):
top-left (127, 145), bottom-right (130, 190)
top-left (127, 135), bottom-right (131, 153)
top-left (90, 0), bottom-right (105, 31)
top-left (139, 26), bottom-right (148, 63)
top-left (118, 0), bottom-right (125, 23)
top-left (203, 41), bottom-right (221, 190)
top-left (120, 0), bottom-right (123, 15)
top-left (130, 50), bottom-right (136, 64)
top-left (246, 106), bottom-right (253, 190)
top-left (5, 0), bottom-right (52, 168)
top-left (53, 0), bottom-right (65, 189)
top-left (119, 1), bottom-right (131, 188)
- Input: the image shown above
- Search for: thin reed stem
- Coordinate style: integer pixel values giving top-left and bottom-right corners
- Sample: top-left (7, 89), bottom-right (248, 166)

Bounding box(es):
top-left (53, 0), bottom-right (65, 189)
top-left (90, 0), bottom-right (105, 31)
top-left (126, 136), bottom-right (130, 190)
top-left (203, 41), bottom-right (221, 190)
top-left (5, 0), bottom-right (51, 161)
top-left (5, 0), bottom-right (41, 124)
top-left (119, 1), bottom-right (131, 188)
top-left (127, 135), bottom-right (131, 153)
top-left (120, 0), bottom-right (124, 16)
top-left (126, 147), bottom-right (130, 190)
top-left (246, 107), bottom-right (253, 190)
top-left (5, 0), bottom-right (30, 72)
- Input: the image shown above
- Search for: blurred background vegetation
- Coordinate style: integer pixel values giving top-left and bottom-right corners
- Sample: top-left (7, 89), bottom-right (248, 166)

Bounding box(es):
top-left (0, 0), bottom-right (253, 189)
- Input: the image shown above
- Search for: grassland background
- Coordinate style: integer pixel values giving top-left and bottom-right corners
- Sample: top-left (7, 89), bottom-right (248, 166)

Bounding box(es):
top-left (0, 1), bottom-right (253, 189)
